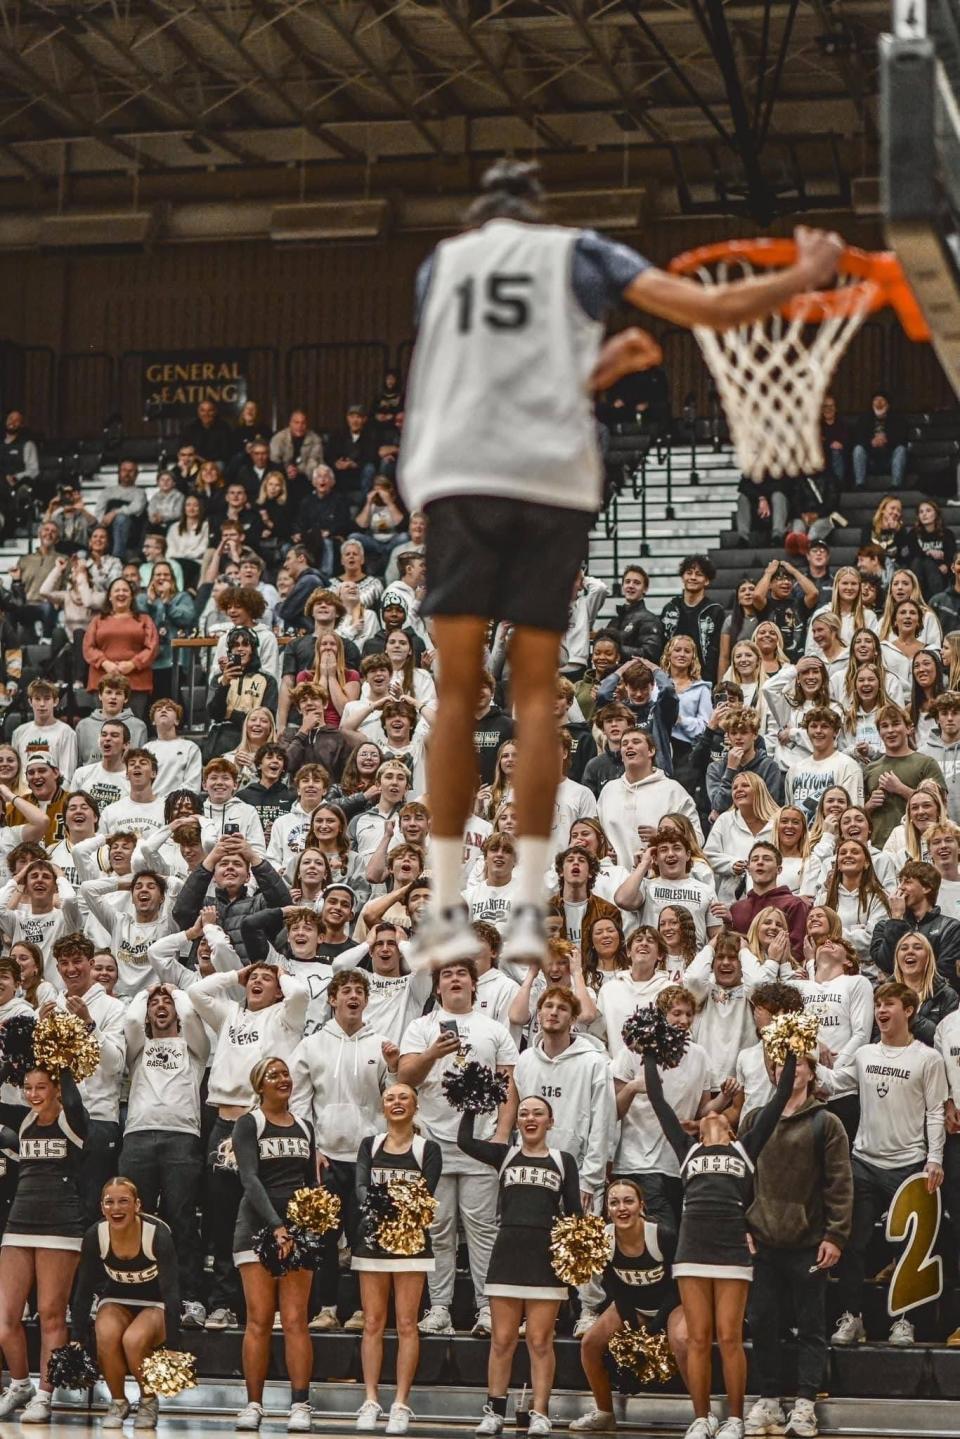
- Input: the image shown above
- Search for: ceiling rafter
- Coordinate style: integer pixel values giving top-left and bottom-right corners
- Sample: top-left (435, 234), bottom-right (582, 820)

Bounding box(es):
top-left (559, 0), bottom-right (668, 143)
top-left (361, 0), bottom-right (457, 117)
top-left (244, 0), bottom-right (371, 121)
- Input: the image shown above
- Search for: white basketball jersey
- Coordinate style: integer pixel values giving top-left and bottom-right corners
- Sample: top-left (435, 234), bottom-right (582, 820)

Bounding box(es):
top-left (399, 219), bottom-right (605, 514)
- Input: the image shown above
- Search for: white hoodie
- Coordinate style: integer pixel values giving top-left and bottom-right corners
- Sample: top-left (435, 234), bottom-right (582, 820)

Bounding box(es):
top-left (597, 769), bottom-right (703, 869)
top-left (596, 971), bottom-right (673, 1061)
top-left (188, 969), bottom-right (307, 1108)
top-left (79, 877), bottom-right (177, 999)
top-left (290, 1019), bottom-right (389, 1161)
top-left (50, 982), bottom-right (126, 1122)
top-left (202, 796), bottom-right (266, 857)
top-left (684, 944), bottom-right (777, 1088)
top-left (513, 1035), bottom-right (616, 1196)
top-left (266, 802), bottom-right (315, 870)
top-left (124, 986), bottom-right (210, 1135)
top-left (144, 736), bottom-right (203, 798)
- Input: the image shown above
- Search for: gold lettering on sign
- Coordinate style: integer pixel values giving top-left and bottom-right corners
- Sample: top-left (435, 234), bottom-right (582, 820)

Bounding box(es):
top-left (885, 1172), bottom-right (943, 1316)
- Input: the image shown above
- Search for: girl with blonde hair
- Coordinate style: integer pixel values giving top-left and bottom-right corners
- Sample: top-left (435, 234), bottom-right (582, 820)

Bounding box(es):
top-left (703, 772), bottom-right (780, 903)
top-left (893, 932), bottom-right (958, 1044)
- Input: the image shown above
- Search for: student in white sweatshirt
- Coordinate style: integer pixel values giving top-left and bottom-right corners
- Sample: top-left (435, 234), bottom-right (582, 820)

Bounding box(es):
top-left (201, 757), bottom-right (266, 856)
top-left (596, 729), bottom-right (703, 870)
top-left (290, 970), bottom-right (399, 1332)
top-left (265, 766), bottom-right (328, 871)
top-left (79, 871), bottom-right (177, 1000)
top-left (144, 698), bottom-right (203, 797)
top-left (596, 928), bottom-right (674, 1061)
top-left (99, 750), bottom-right (166, 838)
top-left (814, 838), bottom-right (891, 973)
top-left (71, 719), bottom-right (132, 811)
top-left (120, 983), bottom-right (210, 1327)
top-left (188, 961), bottom-right (307, 1328)
top-left (328, 922), bottom-right (433, 1046)
top-left (615, 828), bottom-right (721, 946)
top-left (790, 935), bottom-right (874, 1145)
top-left (683, 931), bottom-right (777, 1089)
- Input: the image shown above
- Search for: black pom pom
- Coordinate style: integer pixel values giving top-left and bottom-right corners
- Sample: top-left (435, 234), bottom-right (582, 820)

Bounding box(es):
top-left (441, 1061), bottom-right (509, 1114)
top-left (621, 1006), bottom-right (689, 1070)
top-left (359, 1182), bottom-right (395, 1245)
top-left (47, 1342), bottom-right (99, 1391)
top-left (0, 1013), bottom-right (36, 1086)
top-left (251, 1225), bottom-right (322, 1276)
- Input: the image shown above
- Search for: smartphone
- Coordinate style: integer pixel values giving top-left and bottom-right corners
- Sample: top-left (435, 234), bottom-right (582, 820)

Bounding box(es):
top-left (224, 822), bottom-right (240, 836)
top-left (439, 1019), bottom-right (459, 1040)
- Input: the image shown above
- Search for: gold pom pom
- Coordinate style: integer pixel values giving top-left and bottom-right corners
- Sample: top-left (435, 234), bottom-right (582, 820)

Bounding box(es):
top-left (608, 1324), bottom-right (677, 1385)
top-left (286, 1187), bottom-right (341, 1235)
top-left (549, 1214), bottom-right (610, 1286)
top-left (140, 1348), bottom-right (197, 1398)
top-left (762, 1010), bottom-right (820, 1068)
top-left (377, 1175), bottom-right (438, 1257)
top-left (32, 1011), bottom-right (101, 1082)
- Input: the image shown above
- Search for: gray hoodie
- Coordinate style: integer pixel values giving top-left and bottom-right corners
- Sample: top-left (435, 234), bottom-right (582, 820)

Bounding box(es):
top-left (512, 1034), bottom-right (617, 1197)
top-left (76, 706), bottom-right (147, 767)
top-left (919, 732), bottom-right (960, 824)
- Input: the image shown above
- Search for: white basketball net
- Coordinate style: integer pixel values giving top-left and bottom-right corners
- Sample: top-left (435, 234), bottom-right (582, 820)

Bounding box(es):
top-left (689, 259), bottom-right (877, 481)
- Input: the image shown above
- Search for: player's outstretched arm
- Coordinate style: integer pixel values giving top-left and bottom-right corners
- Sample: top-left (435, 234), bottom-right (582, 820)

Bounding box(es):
top-left (624, 226), bottom-right (843, 332)
top-left (589, 327), bottom-right (663, 392)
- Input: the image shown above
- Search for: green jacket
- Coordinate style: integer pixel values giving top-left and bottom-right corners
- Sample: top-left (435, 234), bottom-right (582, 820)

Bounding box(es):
top-left (741, 1097), bottom-right (853, 1250)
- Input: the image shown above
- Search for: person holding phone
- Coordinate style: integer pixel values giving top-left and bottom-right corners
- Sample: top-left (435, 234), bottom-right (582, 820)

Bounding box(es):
top-left (207, 627), bottom-right (279, 759)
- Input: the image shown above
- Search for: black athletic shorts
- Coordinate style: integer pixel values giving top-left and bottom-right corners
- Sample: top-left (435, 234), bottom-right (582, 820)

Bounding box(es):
top-left (421, 494), bottom-right (597, 633)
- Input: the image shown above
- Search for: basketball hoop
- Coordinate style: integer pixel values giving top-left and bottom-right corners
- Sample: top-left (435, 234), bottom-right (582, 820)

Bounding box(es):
top-left (667, 239), bottom-right (930, 481)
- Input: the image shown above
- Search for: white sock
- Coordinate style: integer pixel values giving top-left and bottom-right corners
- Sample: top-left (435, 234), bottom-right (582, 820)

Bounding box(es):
top-left (516, 836), bottom-right (552, 909)
top-left (431, 836), bottom-right (465, 911)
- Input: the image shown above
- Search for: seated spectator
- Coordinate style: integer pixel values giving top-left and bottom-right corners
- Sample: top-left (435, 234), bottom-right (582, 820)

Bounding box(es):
top-left (270, 408), bottom-right (324, 493)
top-left (737, 473), bottom-right (788, 546)
top-left (190, 459), bottom-right (226, 519)
top-left (210, 481), bottom-right (261, 554)
top-left (231, 437), bottom-right (272, 498)
top-left (872, 858), bottom-right (960, 984)
top-left (384, 510), bottom-right (426, 586)
top-left (931, 550), bottom-right (960, 637)
top-left (165, 494), bottom-right (209, 583)
top-left (327, 402), bottom-right (378, 495)
top-left (179, 399), bottom-right (236, 465)
top-left (852, 390), bottom-right (908, 490)
top-left (293, 465), bottom-right (352, 575)
top-left (275, 545), bottom-right (328, 635)
top-left (908, 499), bottom-right (956, 599)
top-left (96, 460), bottom-right (146, 560)
top-left (145, 469), bottom-right (184, 535)
top-left (329, 537), bottom-right (384, 612)
top-left (609, 565), bottom-right (665, 662)
top-left (45, 480), bottom-right (97, 553)
top-left (350, 478), bottom-right (408, 576)
top-left (820, 393), bottom-right (849, 482)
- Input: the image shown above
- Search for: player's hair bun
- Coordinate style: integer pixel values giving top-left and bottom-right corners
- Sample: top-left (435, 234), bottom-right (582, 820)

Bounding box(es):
top-left (480, 159), bottom-right (543, 203)
top-left (465, 157), bottom-right (545, 227)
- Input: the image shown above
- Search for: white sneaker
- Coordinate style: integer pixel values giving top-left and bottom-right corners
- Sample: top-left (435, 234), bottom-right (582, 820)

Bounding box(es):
top-left (888, 1316), bottom-right (914, 1346)
top-left (21, 1391), bottom-right (52, 1425)
top-left (0, 1383), bottom-right (35, 1420)
top-left (134, 1396), bottom-right (159, 1430)
top-left (683, 1421), bottom-right (718, 1439)
top-left (716, 1420), bottom-right (744, 1439)
top-left (385, 1404), bottom-right (414, 1435)
top-left (475, 1407), bottom-right (505, 1437)
top-left (343, 1309), bottom-right (365, 1332)
top-left (569, 1411), bottom-right (616, 1433)
top-left (573, 1310), bottom-right (598, 1338)
top-left (309, 1307), bottom-right (339, 1331)
top-left (181, 1300), bottom-right (206, 1329)
top-left (355, 1401), bottom-right (382, 1432)
top-left (528, 1414), bottom-right (551, 1437)
top-left (500, 904), bottom-right (548, 967)
top-left (102, 1398), bottom-right (131, 1430)
top-left (830, 1311), bottom-right (865, 1345)
top-left (235, 1401), bottom-right (264, 1431)
top-left (407, 907), bottom-right (482, 972)
top-left (472, 1306), bottom-right (492, 1335)
top-left (207, 1308), bottom-right (238, 1330)
top-left (418, 1305), bottom-right (453, 1335)
top-left (287, 1401), bottom-right (312, 1433)
top-left (784, 1399), bottom-right (818, 1438)
top-left (744, 1398), bottom-right (785, 1435)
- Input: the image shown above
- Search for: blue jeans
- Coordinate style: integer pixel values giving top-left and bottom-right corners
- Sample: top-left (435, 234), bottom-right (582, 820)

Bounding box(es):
top-left (111, 511), bottom-right (135, 557)
top-left (853, 443), bottom-right (907, 488)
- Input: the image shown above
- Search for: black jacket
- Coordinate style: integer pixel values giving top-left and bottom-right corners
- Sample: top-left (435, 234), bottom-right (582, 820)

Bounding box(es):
top-left (611, 600), bottom-right (665, 663)
top-left (473, 706), bottom-right (515, 785)
top-left (581, 748), bottom-right (624, 797)
top-left (930, 586), bottom-right (960, 635)
top-left (172, 860), bottom-right (293, 964)
top-left (853, 409), bottom-right (909, 451)
top-left (871, 905), bottom-right (960, 987)
top-left (295, 492), bottom-right (352, 542)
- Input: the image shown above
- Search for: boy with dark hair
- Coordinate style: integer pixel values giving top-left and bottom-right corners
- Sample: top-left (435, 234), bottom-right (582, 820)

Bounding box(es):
top-left (238, 743), bottom-right (295, 841)
top-left (659, 555), bottom-right (726, 682)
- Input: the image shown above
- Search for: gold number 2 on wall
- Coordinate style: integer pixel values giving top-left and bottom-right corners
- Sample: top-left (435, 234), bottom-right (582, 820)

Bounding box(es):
top-left (886, 1173), bottom-right (943, 1317)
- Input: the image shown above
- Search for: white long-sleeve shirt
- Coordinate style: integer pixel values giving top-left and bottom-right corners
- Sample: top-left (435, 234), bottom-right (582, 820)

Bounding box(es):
top-left (123, 987), bottom-right (209, 1136)
top-left (12, 719), bottom-right (78, 785)
top-left (703, 809), bottom-right (777, 905)
top-left (852, 1039), bottom-right (947, 1169)
top-left (790, 971), bottom-right (874, 1097)
top-left (595, 971), bottom-right (674, 1062)
top-left (51, 982), bottom-right (126, 1122)
top-left (289, 1020), bottom-right (390, 1162)
top-left (144, 737), bottom-right (203, 799)
top-left (684, 944), bottom-right (777, 1089)
top-left (79, 878), bottom-right (177, 999)
top-left (188, 969), bottom-right (307, 1109)
top-left (613, 1040), bottom-right (711, 1178)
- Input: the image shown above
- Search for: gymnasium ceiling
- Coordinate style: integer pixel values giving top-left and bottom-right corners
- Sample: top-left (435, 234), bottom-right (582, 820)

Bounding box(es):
top-left (0, 0), bottom-right (889, 222)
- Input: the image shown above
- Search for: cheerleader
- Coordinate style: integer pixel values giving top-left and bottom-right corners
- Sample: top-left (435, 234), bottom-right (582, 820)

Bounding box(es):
top-left (0, 1065), bottom-right (87, 1424)
top-left (643, 1049), bottom-right (796, 1439)
top-left (352, 1083), bottom-right (442, 1436)
top-left (458, 1097), bottom-right (582, 1438)
top-left (233, 1057), bottom-right (317, 1435)
top-left (571, 1178), bottom-right (689, 1433)
top-left (71, 1178), bottom-right (181, 1430)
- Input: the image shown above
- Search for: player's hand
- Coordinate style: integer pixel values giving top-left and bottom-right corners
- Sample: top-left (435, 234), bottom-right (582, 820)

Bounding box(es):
top-left (589, 328), bottom-right (663, 392)
top-left (793, 226), bottom-right (844, 290)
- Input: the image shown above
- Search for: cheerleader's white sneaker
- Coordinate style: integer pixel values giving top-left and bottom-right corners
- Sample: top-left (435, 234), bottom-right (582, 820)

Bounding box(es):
top-left (385, 1404), bottom-right (413, 1435)
top-left (683, 1420), bottom-right (718, 1439)
top-left (287, 1401), bottom-right (312, 1433)
top-left (102, 1398), bottom-right (130, 1430)
top-left (744, 1398), bottom-right (785, 1435)
top-left (134, 1396), bottom-right (159, 1430)
top-left (0, 1382), bottom-right (34, 1420)
top-left (569, 1411), bottom-right (616, 1432)
top-left (20, 1390), bottom-right (52, 1424)
top-left (527, 1413), bottom-right (551, 1436)
top-left (716, 1420), bottom-right (745, 1439)
top-left (355, 1401), bottom-right (382, 1432)
top-left (475, 1406), bottom-right (504, 1436)
top-left (235, 1401), bottom-right (264, 1431)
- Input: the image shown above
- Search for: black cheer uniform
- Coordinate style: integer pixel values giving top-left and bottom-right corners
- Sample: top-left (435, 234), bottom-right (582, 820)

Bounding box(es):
top-left (232, 1109), bottom-right (316, 1268)
top-left (71, 1215), bottom-right (181, 1349)
top-left (601, 1219), bottom-right (680, 1333)
top-left (352, 1132), bottom-right (443, 1275)
top-left (458, 1110), bottom-right (581, 1301)
top-left (644, 1050), bottom-right (795, 1282)
top-left (0, 1069), bottom-right (87, 1252)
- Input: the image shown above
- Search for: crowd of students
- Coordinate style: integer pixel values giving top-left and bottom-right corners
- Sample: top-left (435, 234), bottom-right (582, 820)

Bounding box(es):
top-left (5, 386), bottom-right (960, 1439)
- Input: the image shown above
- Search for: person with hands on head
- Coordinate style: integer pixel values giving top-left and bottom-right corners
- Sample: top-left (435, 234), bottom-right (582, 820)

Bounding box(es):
top-left (0, 1061), bottom-right (88, 1425)
top-left (352, 1083), bottom-right (442, 1436)
top-left (615, 827), bottom-right (722, 948)
top-left (289, 970), bottom-right (398, 1335)
top-left (71, 1178), bottom-right (182, 1432)
top-left (831, 981), bottom-right (948, 1348)
top-left (570, 1177), bottom-right (689, 1435)
top-left (741, 1050), bottom-right (853, 1439)
top-left (232, 1057), bottom-right (316, 1435)
top-left (643, 1037), bottom-right (797, 1439)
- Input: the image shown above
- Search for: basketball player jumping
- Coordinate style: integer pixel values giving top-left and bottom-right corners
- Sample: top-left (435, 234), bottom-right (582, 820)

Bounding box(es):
top-left (399, 160), bottom-right (843, 969)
